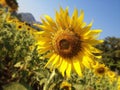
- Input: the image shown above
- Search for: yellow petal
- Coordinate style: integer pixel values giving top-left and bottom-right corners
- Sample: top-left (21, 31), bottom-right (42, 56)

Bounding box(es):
top-left (62, 7), bottom-right (70, 28)
top-left (60, 6), bottom-right (64, 15)
top-left (85, 39), bottom-right (104, 45)
top-left (44, 52), bottom-right (53, 58)
top-left (44, 54), bottom-right (57, 68)
top-left (44, 15), bottom-right (56, 26)
top-left (87, 29), bottom-right (102, 39)
top-left (64, 7), bottom-right (70, 26)
top-left (89, 30), bottom-right (102, 35)
top-left (40, 17), bottom-right (48, 25)
top-left (72, 8), bottom-right (78, 19)
top-left (37, 25), bottom-right (54, 32)
top-left (72, 58), bottom-right (82, 77)
top-left (36, 41), bottom-right (48, 46)
top-left (81, 22), bottom-right (87, 28)
top-left (39, 18), bottom-right (57, 32)
top-left (56, 11), bottom-right (63, 28)
top-left (59, 59), bottom-right (68, 77)
top-left (37, 45), bottom-right (51, 54)
top-left (70, 8), bottom-right (78, 28)
top-left (52, 55), bottom-right (60, 66)
top-left (95, 55), bottom-right (102, 59)
top-left (82, 56), bottom-right (92, 69)
top-left (55, 57), bottom-right (63, 68)
top-left (81, 21), bottom-right (93, 35)
top-left (90, 46), bottom-right (102, 53)
top-left (91, 40), bottom-right (104, 45)
top-left (66, 60), bottom-right (71, 78)
top-left (35, 31), bottom-right (51, 36)
top-left (77, 10), bottom-right (84, 24)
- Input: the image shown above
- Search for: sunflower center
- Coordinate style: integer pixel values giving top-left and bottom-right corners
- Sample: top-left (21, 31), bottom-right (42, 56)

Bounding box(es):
top-left (63, 86), bottom-right (69, 90)
top-left (97, 67), bottom-right (105, 74)
top-left (53, 30), bottom-right (81, 58)
top-left (60, 39), bottom-right (70, 49)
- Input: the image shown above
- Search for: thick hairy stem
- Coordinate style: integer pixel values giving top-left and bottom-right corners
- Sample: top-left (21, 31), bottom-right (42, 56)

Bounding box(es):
top-left (43, 69), bottom-right (56, 90)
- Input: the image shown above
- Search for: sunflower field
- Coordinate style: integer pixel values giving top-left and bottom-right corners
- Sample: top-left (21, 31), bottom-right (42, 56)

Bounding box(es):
top-left (0, 0), bottom-right (120, 90)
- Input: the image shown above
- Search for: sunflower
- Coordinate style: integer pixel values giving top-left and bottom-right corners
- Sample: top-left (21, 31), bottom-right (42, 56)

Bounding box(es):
top-left (0, 0), bottom-right (18, 12)
top-left (117, 86), bottom-right (120, 90)
top-left (93, 63), bottom-right (108, 77)
top-left (117, 76), bottom-right (120, 90)
top-left (107, 70), bottom-right (116, 78)
top-left (35, 7), bottom-right (103, 77)
top-left (0, 0), bottom-right (6, 6)
top-left (6, 15), bottom-right (37, 34)
top-left (60, 81), bottom-right (71, 90)
top-left (107, 70), bottom-right (117, 83)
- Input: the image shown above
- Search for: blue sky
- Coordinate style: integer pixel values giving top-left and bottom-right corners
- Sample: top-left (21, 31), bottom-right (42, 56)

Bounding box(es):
top-left (17, 0), bottom-right (120, 39)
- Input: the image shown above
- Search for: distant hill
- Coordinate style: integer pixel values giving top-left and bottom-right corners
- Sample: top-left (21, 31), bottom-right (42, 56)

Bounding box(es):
top-left (18, 12), bottom-right (36, 24)
top-left (17, 12), bottom-right (41, 30)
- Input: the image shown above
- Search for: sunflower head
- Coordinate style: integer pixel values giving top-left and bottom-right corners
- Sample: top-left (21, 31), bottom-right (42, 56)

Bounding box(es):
top-left (52, 29), bottom-right (82, 58)
top-left (93, 63), bottom-right (108, 76)
top-left (0, 0), bottom-right (6, 6)
top-left (16, 23), bottom-right (23, 30)
top-left (0, 0), bottom-right (18, 12)
top-left (107, 70), bottom-right (117, 83)
top-left (107, 70), bottom-right (116, 78)
top-left (117, 77), bottom-right (120, 90)
top-left (91, 61), bottom-right (99, 69)
top-left (60, 81), bottom-right (71, 90)
top-left (117, 76), bottom-right (120, 84)
top-left (36, 7), bottom-right (103, 77)
top-left (117, 86), bottom-right (120, 90)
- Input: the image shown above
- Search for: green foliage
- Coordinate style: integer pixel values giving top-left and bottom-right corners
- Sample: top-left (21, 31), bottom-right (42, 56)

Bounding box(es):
top-left (97, 37), bottom-right (120, 74)
top-left (2, 82), bottom-right (29, 90)
top-left (0, 7), bottom-right (50, 89)
top-left (69, 69), bottom-right (118, 90)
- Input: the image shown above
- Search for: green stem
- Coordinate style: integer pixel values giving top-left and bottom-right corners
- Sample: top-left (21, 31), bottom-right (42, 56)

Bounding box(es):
top-left (43, 69), bottom-right (56, 90)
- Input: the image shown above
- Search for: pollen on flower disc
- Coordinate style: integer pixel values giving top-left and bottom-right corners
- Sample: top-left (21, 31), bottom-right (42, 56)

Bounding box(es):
top-left (52, 30), bottom-right (81, 58)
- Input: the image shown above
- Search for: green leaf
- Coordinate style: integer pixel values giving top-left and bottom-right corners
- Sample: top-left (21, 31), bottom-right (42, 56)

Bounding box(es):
top-left (39, 78), bottom-right (47, 85)
top-left (14, 62), bottom-right (22, 68)
top-left (2, 82), bottom-right (28, 90)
